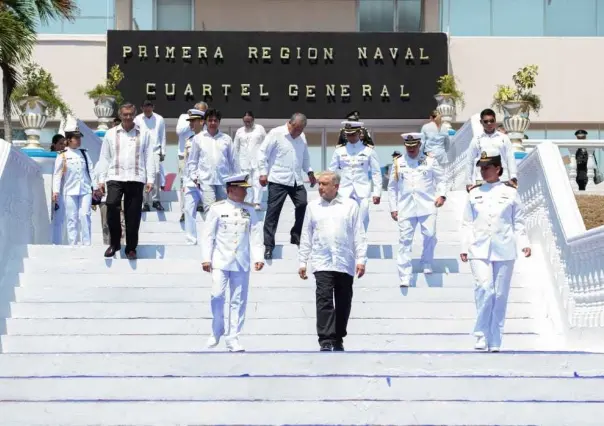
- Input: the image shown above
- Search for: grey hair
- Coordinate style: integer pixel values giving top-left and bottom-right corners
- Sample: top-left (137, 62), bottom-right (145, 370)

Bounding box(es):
top-left (195, 102), bottom-right (208, 111)
top-left (289, 112), bottom-right (307, 127)
top-left (320, 170), bottom-right (341, 185)
top-left (119, 103), bottom-right (137, 114)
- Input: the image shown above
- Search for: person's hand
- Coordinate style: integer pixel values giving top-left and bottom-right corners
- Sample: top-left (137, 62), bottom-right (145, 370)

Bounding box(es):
top-left (259, 175), bottom-right (268, 187)
top-left (255, 262), bottom-right (264, 271)
top-left (202, 262), bottom-right (212, 272)
top-left (390, 211), bottom-right (398, 221)
top-left (145, 183), bottom-right (154, 193)
top-left (373, 196), bottom-right (381, 205)
top-left (522, 247), bottom-right (532, 257)
top-left (298, 267), bottom-right (308, 280)
top-left (356, 264), bottom-right (366, 278)
top-left (98, 183), bottom-right (106, 195)
top-left (460, 253), bottom-right (468, 262)
top-left (308, 172), bottom-right (317, 187)
top-left (434, 196), bottom-right (446, 207)
top-left (52, 192), bottom-right (59, 203)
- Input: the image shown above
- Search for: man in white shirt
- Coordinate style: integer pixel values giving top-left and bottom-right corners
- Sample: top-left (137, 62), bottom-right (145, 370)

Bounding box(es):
top-left (233, 111), bottom-right (267, 209)
top-left (258, 112), bottom-right (317, 260)
top-left (135, 100), bottom-right (166, 212)
top-left (186, 108), bottom-right (237, 217)
top-left (329, 120), bottom-right (382, 231)
top-left (176, 101), bottom-right (208, 221)
top-left (466, 108), bottom-right (518, 190)
top-left (201, 172), bottom-right (264, 352)
top-left (298, 171), bottom-right (367, 351)
top-left (98, 103), bottom-right (155, 260)
top-left (388, 133), bottom-right (447, 287)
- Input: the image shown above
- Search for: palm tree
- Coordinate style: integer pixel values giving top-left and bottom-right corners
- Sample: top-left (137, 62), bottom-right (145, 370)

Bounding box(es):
top-left (0, 0), bottom-right (78, 143)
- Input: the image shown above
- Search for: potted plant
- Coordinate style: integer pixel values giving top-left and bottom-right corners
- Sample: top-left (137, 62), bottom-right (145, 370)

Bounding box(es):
top-left (492, 64), bottom-right (541, 151)
top-left (86, 64), bottom-right (124, 131)
top-left (434, 74), bottom-right (465, 130)
top-left (11, 62), bottom-right (71, 149)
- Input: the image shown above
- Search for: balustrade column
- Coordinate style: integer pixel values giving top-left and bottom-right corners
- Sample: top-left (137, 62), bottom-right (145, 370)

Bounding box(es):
top-left (587, 148), bottom-right (596, 185)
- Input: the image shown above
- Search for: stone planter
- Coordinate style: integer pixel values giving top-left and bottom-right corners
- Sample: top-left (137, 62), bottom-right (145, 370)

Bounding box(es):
top-left (93, 95), bottom-right (116, 131)
top-left (17, 96), bottom-right (49, 149)
top-left (434, 94), bottom-right (456, 131)
top-left (501, 101), bottom-right (531, 152)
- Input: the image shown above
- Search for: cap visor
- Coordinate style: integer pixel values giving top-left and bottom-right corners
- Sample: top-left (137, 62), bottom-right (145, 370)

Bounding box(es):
top-left (476, 158), bottom-right (499, 167)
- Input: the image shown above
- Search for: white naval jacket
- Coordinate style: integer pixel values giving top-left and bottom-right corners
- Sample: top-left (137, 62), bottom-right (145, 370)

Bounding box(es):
top-left (175, 113), bottom-right (193, 157)
top-left (187, 130), bottom-right (237, 186)
top-left (201, 199), bottom-right (264, 272)
top-left (52, 148), bottom-right (97, 196)
top-left (98, 125), bottom-right (155, 185)
top-left (234, 124), bottom-right (267, 171)
top-left (461, 181), bottom-right (530, 261)
top-left (466, 131), bottom-right (517, 184)
top-left (298, 194), bottom-right (368, 277)
top-left (387, 153), bottom-right (447, 220)
top-left (258, 124), bottom-right (312, 187)
top-left (328, 141), bottom-right (382, 199)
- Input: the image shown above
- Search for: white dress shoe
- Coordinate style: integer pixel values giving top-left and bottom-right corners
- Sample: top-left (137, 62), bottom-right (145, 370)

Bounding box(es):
top-left (226, 338), bottom-right (245, 352)
top-left (422, 263), bottom-right (433, 274)
top-left (489, 347), bottom-right (500, 353)
top-left (206, 335), bottom-right (220, 348)
top-left (399, 279), bottom-right (410, 288)
top-left (474, 336), bottom-right (487, 350)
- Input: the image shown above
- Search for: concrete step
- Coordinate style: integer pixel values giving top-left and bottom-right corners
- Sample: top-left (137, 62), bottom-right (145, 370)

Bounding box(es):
top-left (2, 400), bottom-right (603, 425)
top-left (12, 257), bottom-right (528, 275)
top-left (18, 242), bottom-right (466, 260)
top-left (3, 376), bottom-right (602, 402)
top-left (11, 286), bottom-right (534, 303)
top-left (15, 272), bottom-right (530, 288)
top-left (2, 352), bottom-right (599, 378)
top-left (4, 317), bottom-right (537, 335)
top-left (0, 333), bottom-right (541, 353)
top-left (7, 301), bottom-right (535, 319)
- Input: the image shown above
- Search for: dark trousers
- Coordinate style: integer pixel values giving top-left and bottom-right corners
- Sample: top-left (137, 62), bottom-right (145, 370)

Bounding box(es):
top-left (263, 182), bottom-right (307, 248)
top-left (106, 181), bottom-right (144, 252)
top-left (314, 271), bottom-right (354, 345)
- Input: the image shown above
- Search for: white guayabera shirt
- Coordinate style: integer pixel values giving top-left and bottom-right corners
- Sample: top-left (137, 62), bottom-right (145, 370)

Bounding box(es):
top-left (298, 194), bottom-right (368, 277)
top-left (234, 124), bottom-right (267, 171)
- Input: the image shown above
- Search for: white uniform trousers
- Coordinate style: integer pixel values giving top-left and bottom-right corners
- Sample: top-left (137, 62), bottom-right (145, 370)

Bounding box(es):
top-left (63, 193), bottom-right (92, 246)
top-left (51, 199), bottom-right (65, 245)
top-left (244, 168), bottom-right (265, 205)
top-left (396, 214), bottom-right (437, 283)
top-left (144, 152), bottom-right (162, 204)
top-left (178, 156), bottom-right (185, 213)
top-left (470, 259), bottom-right (515, 349)
top-left (183, 187), bottom-right (202, 244)
top-left (210, 268), bottom-right (250, 340)
top-left (349, 192), bottom-right (370, 231)
top-left (201, 184), bottom-right (227, 215)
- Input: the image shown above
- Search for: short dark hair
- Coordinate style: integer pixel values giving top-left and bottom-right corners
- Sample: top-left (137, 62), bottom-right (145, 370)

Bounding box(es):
top-left (480, 108), bottom-right (496, 119)
top-left (51, 134), bottom-right (64, 145)
top-left (244, 111), bottom-right (254, 119)
top-left (498, 166), bottom-right (504, 177)
top-left (205, 108), bottom-right (222, 121)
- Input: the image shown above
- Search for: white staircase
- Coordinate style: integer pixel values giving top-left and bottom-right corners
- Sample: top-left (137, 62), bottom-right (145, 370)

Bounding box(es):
top-left (1, 188), bottom-right (604, 424)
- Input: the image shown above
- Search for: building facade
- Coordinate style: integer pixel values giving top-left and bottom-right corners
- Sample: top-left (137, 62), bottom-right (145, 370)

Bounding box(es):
top-left (1, 0), bottom-right (603, 174)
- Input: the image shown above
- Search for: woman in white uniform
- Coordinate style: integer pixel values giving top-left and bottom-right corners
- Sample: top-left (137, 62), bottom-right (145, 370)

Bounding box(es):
top-left (52, 125), bottom-right (99, 246)
top-left (460, 147), bottom-right (531, 352)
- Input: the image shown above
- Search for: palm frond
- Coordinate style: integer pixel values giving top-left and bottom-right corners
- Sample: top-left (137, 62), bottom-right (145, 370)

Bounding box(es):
top-left (0, 9), bottom-right (36, 61)
top-left (32, 0), bottom-right (79, 24)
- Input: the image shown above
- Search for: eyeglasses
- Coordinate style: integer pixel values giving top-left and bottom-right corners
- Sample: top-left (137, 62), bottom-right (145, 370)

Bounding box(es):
top-left (482, 119), bottom-right (495, 124)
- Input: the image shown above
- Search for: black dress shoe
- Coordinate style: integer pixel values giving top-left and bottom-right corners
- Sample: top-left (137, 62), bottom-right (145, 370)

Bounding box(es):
top-left (126, 250), bottom-right (137, 260)
top-left (196, 204), bottom-right (204, 213)
top-left (152, 201), bottom-right (165, 211)
top-left (320, 342), bottom-right (333, 351)
top-left (333, 342), bottom-right (345, 352)
top-left (104, 246), bottom-right (120, 258)
top-left (264, 247), bottom-right (273, 260)
top-left (142, 203), bottom-right (151, 212)
top-left (179, 213), bottom-right (185, 222)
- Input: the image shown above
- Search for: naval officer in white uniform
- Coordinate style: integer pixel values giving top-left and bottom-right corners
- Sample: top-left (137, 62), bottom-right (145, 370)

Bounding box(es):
top-left (201, 173), bottom-right (264, 352)
top-left (461, 147), bottom-right (531, 352)
top-left (52, 125), bottom-right (99, 246)
top-left (182, 109), bottom-right (206, 245)
top-left (328, 120), bottom-right (382, 231)
top-left (388, 133), bottom-right (447, 287)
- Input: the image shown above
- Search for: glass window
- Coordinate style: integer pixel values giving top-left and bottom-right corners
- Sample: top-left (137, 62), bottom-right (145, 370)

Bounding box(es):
top-left (77, 0), bottom-right (114, 17)
top-left (133, 0), bottom-right (154, 30)
top-left (545, 0), bottom-right (597, 37)
top-left (62, 17), bottom-right (113, 34)
top-left (156, 0), bottom-right (193, 31)
top-left (492, 0), bottom-right (543, 36)
top-left (397, 0), bottom-right (422, 32)
top-left (359, 0), bottom-right (395, 32)
top-left (37, 0), bottom-right (114, 34)
top-left (444, 0), bottom-right (491, 36)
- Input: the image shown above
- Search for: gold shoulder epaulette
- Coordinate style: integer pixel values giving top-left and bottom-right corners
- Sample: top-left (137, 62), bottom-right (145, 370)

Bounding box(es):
top-left (363, 142), bottom-right (374, 149)
top-left (336, 143), bottom-right (345, 148)
top-left (504, 181), bottom-right (518, 189)
top-left (468, 183), bottom-right (483, 192)
top-left (213, 200), bottom-right (227, 205)
top-left (57, 149), bottom-right (66, 154)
